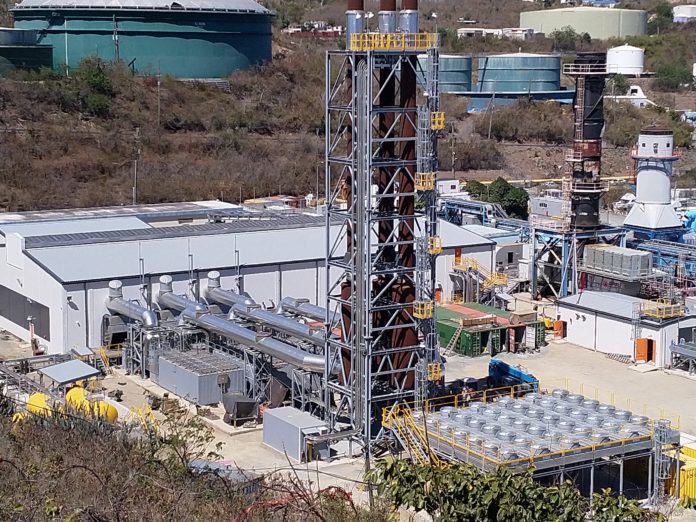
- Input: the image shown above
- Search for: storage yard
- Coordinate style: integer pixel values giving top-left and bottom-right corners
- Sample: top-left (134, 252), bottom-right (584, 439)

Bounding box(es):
top-left (2, 0), bottom-right (696, 518)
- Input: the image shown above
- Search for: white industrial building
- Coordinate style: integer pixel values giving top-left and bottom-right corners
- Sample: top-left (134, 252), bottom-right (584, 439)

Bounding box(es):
top-left (673, 4), bottom-right (696, 23)
top-left (557, 291), bottom-right (696, 368)
top-left (0, 201), bottom-right (496, 355)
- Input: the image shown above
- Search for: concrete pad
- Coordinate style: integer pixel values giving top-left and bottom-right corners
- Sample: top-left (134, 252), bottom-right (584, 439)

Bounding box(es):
top-left (629, 364), bottom-right (659, 373)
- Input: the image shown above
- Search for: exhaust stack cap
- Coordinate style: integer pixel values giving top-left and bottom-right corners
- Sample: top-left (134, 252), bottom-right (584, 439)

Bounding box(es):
top-left (346, 10), bottom-right (366, 46)
top-left (108, 280), bottom-right (123, 299)
top-left (398, 9), bottom-right (418, 33)
top-left (378, 10), bottom-right (397, 33)
top-left (207, 271), bottom-right (221, 288)
top-left (159, 275), bottom-right (173, 293)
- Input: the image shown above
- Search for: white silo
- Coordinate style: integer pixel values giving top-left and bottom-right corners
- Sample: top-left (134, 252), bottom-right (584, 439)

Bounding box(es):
top-left (606, 44), bottom-right (644, 76)
top-left (624, 128), bottom-right (682, 236)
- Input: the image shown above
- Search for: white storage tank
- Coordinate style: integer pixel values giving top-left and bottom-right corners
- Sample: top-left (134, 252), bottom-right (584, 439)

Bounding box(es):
top-left (607, 44), bottom-right (644, 76)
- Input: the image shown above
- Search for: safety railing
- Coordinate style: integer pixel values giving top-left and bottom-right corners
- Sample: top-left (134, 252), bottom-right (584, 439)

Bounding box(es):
top-left (413, 301), bottom-right (434, 319)
top-left (641, 299), bottom-right (684, 320)
top-left (430, 112), bottom-right (446, 130)
top-left (452, 257), bottom-right (508, 289)
top-left (426, 423), bottom-right (654, 469)
top-left (426, 362), bottom-right (442, 382)
top-left (98, 347), bottom-right (113, 375)
top-left (415, 172), bottom-right (435, 191)
top-left (427, 236), bottom-right (443, 255)
top-left (349, 32), bottom-right (439, 52)
top-left (562, 63), bottom-right (608, 75)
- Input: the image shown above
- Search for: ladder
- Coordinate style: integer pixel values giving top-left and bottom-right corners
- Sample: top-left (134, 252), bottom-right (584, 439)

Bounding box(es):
top-left (491, 329), bottom-right (501, 355)
top-left (442, 324), bottom-right (464, 356)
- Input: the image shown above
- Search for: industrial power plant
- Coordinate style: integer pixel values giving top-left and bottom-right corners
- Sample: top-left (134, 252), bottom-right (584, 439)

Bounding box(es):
top-left (2, 0), bottom-right (696, 514)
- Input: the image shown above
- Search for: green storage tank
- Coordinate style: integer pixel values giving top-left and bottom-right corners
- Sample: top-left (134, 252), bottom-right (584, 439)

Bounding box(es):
top-left (477, 53), bottom-right (561, 93)
top-left (12, 0), bottom-right (272, 78)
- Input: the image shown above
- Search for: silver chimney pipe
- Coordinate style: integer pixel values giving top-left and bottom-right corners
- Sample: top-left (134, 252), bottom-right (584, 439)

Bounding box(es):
top-left (106, 280), bottom-right (158, 328)
top-left (379, 0), bottom-right (397, 33)
top-left (158, 276), bottom-right (329, 374)
top-left (204, 273), bottom-right (324, 347)
top-left (346, 0), bottom-right (365, 46)
top-left (399, 0), bottom-right (419, 33)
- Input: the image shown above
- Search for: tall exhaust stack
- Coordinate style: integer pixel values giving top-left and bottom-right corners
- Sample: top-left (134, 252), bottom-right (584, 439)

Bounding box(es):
top-left (326, 0), bottom-right (441, 449)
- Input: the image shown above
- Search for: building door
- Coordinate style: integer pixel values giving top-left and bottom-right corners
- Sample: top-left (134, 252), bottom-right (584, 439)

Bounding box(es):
top-left (647, 339), bottom-right (655, 363)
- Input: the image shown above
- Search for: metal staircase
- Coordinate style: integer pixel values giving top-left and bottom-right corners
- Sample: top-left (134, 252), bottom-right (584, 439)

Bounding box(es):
top-left (442, 324), bottom-right (464, 356)
top-left (97, 347), bottom-right (113, 375)
top-left (391, 416), bottom-right (430, 465)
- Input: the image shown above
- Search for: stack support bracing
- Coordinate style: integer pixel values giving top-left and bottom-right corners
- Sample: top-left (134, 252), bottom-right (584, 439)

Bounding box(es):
top-left (531, 53), bottom-right (625, 298)
top-left (325, 0), bottom-right (442, 454)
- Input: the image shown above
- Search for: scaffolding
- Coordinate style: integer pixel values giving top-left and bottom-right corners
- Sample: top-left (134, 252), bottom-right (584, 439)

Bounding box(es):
top-left (324, 35), bottom-right (442, 454)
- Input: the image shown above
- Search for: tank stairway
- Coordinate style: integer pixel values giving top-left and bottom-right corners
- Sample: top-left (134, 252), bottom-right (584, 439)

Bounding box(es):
top-left (390, 413), bottom-right (440, 466)
top-left (442, 324), bottom-right (464, 357)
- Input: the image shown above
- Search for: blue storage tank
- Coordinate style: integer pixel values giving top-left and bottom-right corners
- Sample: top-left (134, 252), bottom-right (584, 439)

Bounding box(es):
top-left (418, 54), bottom-right (472, 93)
top-left (12, 0), bottom-right (273, 79)
top-left (477, 53), bottom-right (561, 93)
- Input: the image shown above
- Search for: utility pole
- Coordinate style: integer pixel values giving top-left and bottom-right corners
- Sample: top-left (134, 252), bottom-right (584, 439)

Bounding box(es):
top-left (132, 127), bottom-right (141, 205)
top-left (112, 15), bottom-right (120, 63)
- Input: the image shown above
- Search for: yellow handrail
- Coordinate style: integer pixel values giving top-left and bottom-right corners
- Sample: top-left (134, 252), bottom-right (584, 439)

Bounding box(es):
top-left (349, 32), bottom-right (439, 52)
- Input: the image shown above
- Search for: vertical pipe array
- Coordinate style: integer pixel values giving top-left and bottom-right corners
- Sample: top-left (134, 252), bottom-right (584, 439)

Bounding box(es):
top-left (340, 0), bottom-right (365, 385)
top-left (374, 0), bottom-right (398, 372)
top-left (391, 0), bottom-right (419, 389)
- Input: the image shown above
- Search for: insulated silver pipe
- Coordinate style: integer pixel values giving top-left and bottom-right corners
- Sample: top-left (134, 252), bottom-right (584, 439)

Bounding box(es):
top-left (106, 280), bottom-right (158, 327)
top-left (277, 297), bottom-right (328, 323)
top-left (204, 274), bottom-right (324, 347)
top-left (179, 308), bottom-right (327, 373)
top-left (158, 276), bottom-right (328, 373)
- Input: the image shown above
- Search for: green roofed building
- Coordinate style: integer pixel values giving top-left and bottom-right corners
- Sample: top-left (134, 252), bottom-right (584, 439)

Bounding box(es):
top-left (12, 0), bottom-right (272, 78)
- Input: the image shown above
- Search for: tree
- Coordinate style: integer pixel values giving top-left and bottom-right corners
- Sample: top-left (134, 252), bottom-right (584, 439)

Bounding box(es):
top-left (478, 177), bottom-right (529, 219)
top-left (648, 2), bottom-right (673, 35)
top-left (368, 460), bottom-right (658, 522)
top-left (608, 74), bottom-right (630, 96)
top-left (653, 63), bottom-right (692, 91)
top-left (549, 26), bottom-right (590, 51)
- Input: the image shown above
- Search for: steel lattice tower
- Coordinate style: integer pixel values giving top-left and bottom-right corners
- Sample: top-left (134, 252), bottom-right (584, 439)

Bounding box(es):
top-left (324, 24), bottom-right (442, 454)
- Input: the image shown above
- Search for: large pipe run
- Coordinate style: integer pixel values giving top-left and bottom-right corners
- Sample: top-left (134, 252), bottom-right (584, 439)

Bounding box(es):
top-left (204, 274), bottom-right (324, 347)
top-left (106, 280), bottom-right (158, 327)
top-left (158, 276), bottom-right (327, 373)
top-left (277, 297), bottom-right (327, 324)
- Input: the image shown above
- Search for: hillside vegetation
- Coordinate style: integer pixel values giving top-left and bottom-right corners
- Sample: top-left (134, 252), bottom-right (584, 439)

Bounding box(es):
top-left (0, 2), bottom-right (696, 210)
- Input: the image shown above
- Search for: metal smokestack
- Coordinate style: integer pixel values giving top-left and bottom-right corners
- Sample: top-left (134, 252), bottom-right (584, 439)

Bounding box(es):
top-left (378, 0), bottom-right (397, 33)
top-left (399, 0), bottom-right (419, 33)
top-left (346, 0), bottom-right (365, 45)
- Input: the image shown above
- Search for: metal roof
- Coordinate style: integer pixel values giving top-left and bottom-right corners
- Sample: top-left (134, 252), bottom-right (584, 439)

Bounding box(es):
top-left (0, 216), bottom-right (150, 239)
top-left (13, 0), bottom-right (269, 12)
top-left (439, 220), bottom-right (495, 249)
top-left (38, 359), bottom-right (101, 385)
top-left (0, 200), bottom-right (239, 224)
top-left (27, 219), bottom-right (339, 283)
top-left (558, 291), bottom-right (650, 322)
top-left (24, 213), bottom-right (325, 248)
top-left (71, 346), bottom-right (96, 357)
